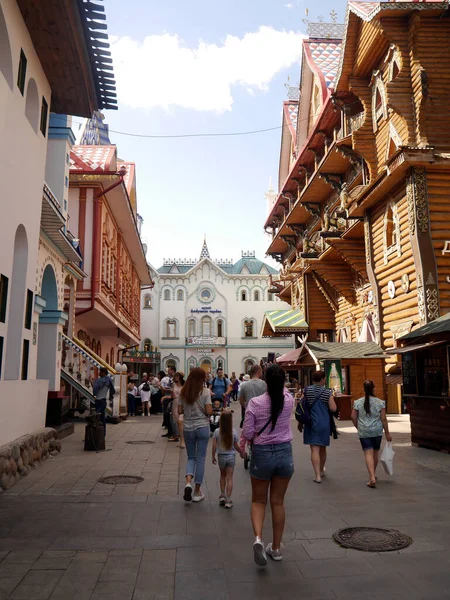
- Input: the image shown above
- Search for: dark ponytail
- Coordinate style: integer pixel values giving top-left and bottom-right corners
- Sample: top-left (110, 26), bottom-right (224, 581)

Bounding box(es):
top-left (363, 380), bottom-right (375, 415)
top-left (265, 364), bottom-right (286, 431)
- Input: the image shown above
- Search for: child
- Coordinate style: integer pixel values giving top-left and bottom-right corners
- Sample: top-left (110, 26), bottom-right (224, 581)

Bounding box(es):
top-left (210, 400), bottom-right (222, 434)
top-left (212, 410), bottom-right (243, 509)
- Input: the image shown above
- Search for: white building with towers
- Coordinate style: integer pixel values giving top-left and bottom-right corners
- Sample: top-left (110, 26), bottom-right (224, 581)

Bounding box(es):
top-left (135, 240), bottom-right (295, 376)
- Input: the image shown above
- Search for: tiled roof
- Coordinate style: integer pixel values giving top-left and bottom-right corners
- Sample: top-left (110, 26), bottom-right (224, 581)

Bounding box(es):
top-left (348, 0), bottom-right (448, 22)
top-left (283, 101), bottom-right (299, 138)
top-left (264, 309), bottom-right (308, 331)
top-left (304, 40), bottom-right (342, 94)
top-left (400, 312), bottom-right (450, 341)
top-left (157, 255), bottom-right (277, 276)
top-left (70, 145), bottom-right (116, 172)
top-left (117, 161), bottom-right (135, 196)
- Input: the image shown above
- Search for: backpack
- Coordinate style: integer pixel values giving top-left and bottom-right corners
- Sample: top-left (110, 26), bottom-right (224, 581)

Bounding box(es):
top-left (295, 386), bottom-right (326, 425)
top-left (142, 382), bottom-right (150, 392)
top-left (211, 377), bottom-right (227, 392)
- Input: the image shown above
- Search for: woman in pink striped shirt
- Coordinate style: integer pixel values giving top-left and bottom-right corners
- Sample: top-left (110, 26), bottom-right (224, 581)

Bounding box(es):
top-left (242, 364), bottom-right (294, 566)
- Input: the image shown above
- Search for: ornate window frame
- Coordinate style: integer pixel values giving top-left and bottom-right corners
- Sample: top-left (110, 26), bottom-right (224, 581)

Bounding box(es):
top-left (201, 315), bottom-right (212, 337)
top-left (162, 287), bottom-right (172, 301)
top-left (164, 318), bottom-right (178, 339)
top-left (237, 286), bottom-right (250, 301)
top-left (187, 317), bottom-right (196, 337)
top-left (216, 318), bottom-right (225, 338)
top-left (383, 200), bottom-right (401, 264)
top-left (242, 317), bottom-right (257, 339)
top-left (143, 293), bottom-right (152, 309)
top-left (385, 44), bottom-right (402, 82)
top-left (243, 355), bottom-right (258, 374)
top-left (371, 70), bottom-right (388, 132)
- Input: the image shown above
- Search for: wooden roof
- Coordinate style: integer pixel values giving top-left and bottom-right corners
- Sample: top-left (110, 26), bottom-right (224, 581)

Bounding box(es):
top-left (17, 0), bottom-right (117, 116)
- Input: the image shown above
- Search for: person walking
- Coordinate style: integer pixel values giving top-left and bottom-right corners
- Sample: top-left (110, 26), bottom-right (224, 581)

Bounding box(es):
top-left (169, 371), bottom-right (185, 444)
top-left (93, 367), bottom-right (115, 437)
top-left (161, 366), bottom-right (175, 437)
top-left (302, 371), bottom-right (337, 483)
top-left (127, 379), bottom-right (137, 417)
top-left (212, 409), bottom-right (243, 509)
top-left (209, 367), bottom-right (231, 408)
top-left (138, 377), bottom-right (151, 416)
top-left (242, 364), bottom-right (294, 566)
top-left (239, 364), bottom-right (267, 428)
top-left (351, 380), bottom-right (392, 488)
top-left (179, 368), bottom-right (213, 502)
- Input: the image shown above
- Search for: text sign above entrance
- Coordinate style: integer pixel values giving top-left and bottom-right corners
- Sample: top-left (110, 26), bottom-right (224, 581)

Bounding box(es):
top-left (187, 336), bottom-right (226, 346)
top-left (190, 307), bottom-right (222, 314)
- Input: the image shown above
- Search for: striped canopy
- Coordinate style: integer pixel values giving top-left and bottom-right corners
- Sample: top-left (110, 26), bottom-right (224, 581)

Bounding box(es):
top-left (262, 309), bottom-right (308, 338)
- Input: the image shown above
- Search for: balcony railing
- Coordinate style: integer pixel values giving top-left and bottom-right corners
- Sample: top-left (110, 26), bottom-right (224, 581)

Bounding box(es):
top-left (186, 336), bottom-right (227, 346)
top-left (123, 349), bottom-right (161, 362)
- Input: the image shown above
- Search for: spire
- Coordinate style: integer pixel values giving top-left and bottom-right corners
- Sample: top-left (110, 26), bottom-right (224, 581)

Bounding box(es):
top-left (79, 111), bottom-right (111, 145)
top-left (200, 237), bottom-right (211, 260)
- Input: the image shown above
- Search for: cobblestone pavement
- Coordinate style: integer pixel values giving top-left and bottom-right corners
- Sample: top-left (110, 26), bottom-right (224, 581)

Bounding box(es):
top-left (0, 413), bottom-right (450, 599)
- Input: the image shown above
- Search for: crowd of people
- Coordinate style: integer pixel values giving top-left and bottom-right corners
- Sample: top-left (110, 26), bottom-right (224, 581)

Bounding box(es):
top-left (118, 362), bottom-right (391, 568)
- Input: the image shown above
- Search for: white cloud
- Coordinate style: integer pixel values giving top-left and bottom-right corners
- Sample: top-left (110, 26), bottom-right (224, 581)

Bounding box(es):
top-left (110, 27), bottom-right (303, 113)
top-left (284, 3), bottom-right (295, 8)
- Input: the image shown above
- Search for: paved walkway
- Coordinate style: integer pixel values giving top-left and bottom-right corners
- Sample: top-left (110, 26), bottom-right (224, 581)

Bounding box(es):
top-left (0, 413), bottom-right (450, 599)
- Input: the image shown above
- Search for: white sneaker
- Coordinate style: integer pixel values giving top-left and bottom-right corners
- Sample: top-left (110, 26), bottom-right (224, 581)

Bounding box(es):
top-left (192, 492), bottom-right (205, 502)
top-left (266, 543), bottom-right (283, 561)
top-left (253, 538), bottom-right (267, 567)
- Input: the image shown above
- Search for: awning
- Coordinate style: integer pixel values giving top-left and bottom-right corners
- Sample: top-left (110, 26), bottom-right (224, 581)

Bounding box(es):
top-left (386, 374), bottom-right (403, 386)
top-left (276, 347), bottom-right (302, 365)
top-left (261, 309), bottom-right (308, 338)
top-left (385, 340), bottom-right (447, 355)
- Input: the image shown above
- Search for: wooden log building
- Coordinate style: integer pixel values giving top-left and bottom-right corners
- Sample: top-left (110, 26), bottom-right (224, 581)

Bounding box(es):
top-left (265, 0), bottom-right (450, 423)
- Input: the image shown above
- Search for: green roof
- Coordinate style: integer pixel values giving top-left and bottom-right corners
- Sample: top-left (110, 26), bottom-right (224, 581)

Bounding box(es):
top-left (306, 342), bottom-right (384, 361)
top-left (157, 255), bottom-right (277, 275)
top-left (265, 309), bottom-right (308, 330)
top-left (400, 312), bottom-right (450, 341)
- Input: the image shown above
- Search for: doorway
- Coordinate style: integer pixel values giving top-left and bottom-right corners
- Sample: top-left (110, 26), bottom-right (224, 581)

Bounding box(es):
top-left (37, 264), bottom-right (60, 391)
top-left (200, 359), bottom-right (212, 374)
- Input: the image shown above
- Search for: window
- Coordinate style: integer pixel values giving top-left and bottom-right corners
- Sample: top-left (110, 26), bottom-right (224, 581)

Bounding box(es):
top-left (177, 289), bottom-right (184, 301)
top-left (218, 359), bottom-right (224, 370)
top-left (24, 289), bottom-right (33, 330)
top-left (17, 49), bottom-right (27, 95)
top-left (217, 319), bottom-right (223, 338)
top-left (64, 176), bottom-right (68, 188)
top-left (110, 347), bottom-right (115, 365)
top-left (383, 201), bottom-right (401, 264)
top-left (318, 330), bottom-right (334, 342)
top-left (371, 72), bottom-right (387, 132)
top-left (268, 293), bottom-right (274, 301)
top-left (244, 358), bottom-right (255, 374)
top-left (188, 319), bottom-right (196, 337)
top-left (144, 294), bottom-right (152, 308)
top-left (386, 205), bottom-right (394, 248)
top-left (163, 289), bottom-right (171, 301)
top-left (40, 97), bottom-right (48, 136)
top-left (166, 319), bottom-right (177, 338)
top-left (97, 342), bottom-right (101, 358)
top-left (201, 316), bottom-right (212, 337)
top-left (66, 153), bottom-right (70, 165)
top-left (0, 274), bottom-right (8, 323)
top-left (244, 320), bottom-right (254, 338)
top-left (254, 290), bottom-right (260, 301)
top-left (241, 290), bottom-right (247, 301)
top-left (143, 339), bottom-right (151, 351)
top-left (21, 339), bottom-right (29, 380)
top-left (200, 288), bottom-right (212, 302)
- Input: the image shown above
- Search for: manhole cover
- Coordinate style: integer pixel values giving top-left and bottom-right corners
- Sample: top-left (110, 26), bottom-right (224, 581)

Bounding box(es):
top-left (126, 440), bottom-right (155, 445)
top-left (98, 475), bottom-right (144, 485)
top-left (333, 527), bottom-right (412, 552)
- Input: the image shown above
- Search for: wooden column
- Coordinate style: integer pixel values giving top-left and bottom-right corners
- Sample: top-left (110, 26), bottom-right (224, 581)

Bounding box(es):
top-left (77, 188), bottom-right (87, 291)
top-left (406, 167), bottom-right (440, 325)
top-left (115, 233), bottom-right (122, 312)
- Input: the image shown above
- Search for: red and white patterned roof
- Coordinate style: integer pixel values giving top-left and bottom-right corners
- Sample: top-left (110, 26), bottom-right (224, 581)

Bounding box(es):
top-left (70, 145), bottom-right (117, 172)
top-left (117, 161), bottom-right (135, 196)
top-left (348, 0), bottom-right (447, 21)
top-left (283, 101), bottom-right (299, 138)
top-left (304, 40), bottom-right (342, 95)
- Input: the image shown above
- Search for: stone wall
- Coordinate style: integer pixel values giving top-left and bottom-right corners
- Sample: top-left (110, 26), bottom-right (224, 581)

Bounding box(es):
top-left (0, 427), bottom-right (61, 492)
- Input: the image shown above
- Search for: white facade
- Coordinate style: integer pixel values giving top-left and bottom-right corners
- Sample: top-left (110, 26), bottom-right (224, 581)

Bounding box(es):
top-left (140, 247), bottom-right (294, 376)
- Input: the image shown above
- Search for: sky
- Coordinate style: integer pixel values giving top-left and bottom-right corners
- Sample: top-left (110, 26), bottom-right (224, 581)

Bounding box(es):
top-left (99, 0), bottom-right (345, 269)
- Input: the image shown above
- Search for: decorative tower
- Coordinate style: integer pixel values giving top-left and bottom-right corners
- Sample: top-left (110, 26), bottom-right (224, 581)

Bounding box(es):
top-left (265, 177), bottom-right (277, 216)
top-left (199, 237), bottom-right (211, 260)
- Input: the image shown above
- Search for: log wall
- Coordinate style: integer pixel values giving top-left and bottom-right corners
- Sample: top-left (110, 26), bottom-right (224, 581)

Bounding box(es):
top-left (342, 358), bottom-right (386, 401)
top-left (305, 274), bottom-right (335, 339)
top-left (370, 190), bottom-right (419, 367)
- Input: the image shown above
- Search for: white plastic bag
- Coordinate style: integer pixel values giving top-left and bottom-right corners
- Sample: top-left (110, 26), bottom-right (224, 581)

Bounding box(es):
top-left (380, 441), bottom-right (395, 476)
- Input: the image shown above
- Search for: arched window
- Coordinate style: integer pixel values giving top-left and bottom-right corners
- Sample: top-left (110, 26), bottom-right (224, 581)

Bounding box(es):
top-left (25, 78), bottom-right (39, 132)
top-left (241, 290), bottom-right (247, 301)
top-left (187, 357), bottom-right (197, 372)
top-left (97, 342), bottom-right (101, 358)
top-left (188, 319), bottom-right (196, 337)
top-left (386, 205), bottom-right (394, 248)
top-left (218, 359), bottom-right (224, 370)
top-left (244, 358), bottom-right (255, 374)
top-left (106, 353), bottom-right (109, 366)
top-left (177, 289), bottom-right (184, 301)
top-left (144, 294), bottom-right (152, 308)
top-left (383, 201), bottom-right (401, 264)
top-left (166, 320), bottom-right (177, 338)
top-left (254, 290), bottom-right (260, 301)
top-left (217, 319), bottom-right (224, 338)
top-left (201, 316), bottom-right (212, 337)
top-left (244, 320), bottom-right (254, 338)
top-left (371, 72), bottom-right (387, 132)
top-left (163, 289), bottom-right (171, 301)
top-left (110, 347), bottom-right (115, 365)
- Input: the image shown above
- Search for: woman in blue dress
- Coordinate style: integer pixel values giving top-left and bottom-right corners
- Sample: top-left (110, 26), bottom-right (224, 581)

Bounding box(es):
top-left (302, 370), bottom-right (337, 483)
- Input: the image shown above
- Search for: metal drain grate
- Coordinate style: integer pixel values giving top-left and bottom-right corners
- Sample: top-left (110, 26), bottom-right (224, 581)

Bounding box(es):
top-left (126, 440), bottom-right (155, 445)
top-left (333, 527), bottom-right (412, 552)
top-left (98, 475), bottom-right (144, 485)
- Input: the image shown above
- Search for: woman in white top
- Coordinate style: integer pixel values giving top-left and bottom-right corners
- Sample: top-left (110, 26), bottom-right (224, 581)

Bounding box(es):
top-left (138, 378), bottom-right (151, 416)
top-left (178, 368), bottom-right (212, 503)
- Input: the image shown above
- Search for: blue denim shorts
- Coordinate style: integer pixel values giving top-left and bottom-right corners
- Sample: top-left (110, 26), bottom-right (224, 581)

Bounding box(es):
top-left (218, 454), bottom-right (236, 469)
top-left (360, 436), bottom-right (382, 451)
top-left (250, 442), bottom-right (294, 480)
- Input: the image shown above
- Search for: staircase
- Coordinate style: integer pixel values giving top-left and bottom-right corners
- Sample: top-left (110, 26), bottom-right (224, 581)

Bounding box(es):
top-left (61, 334), bottom-right (119, 418)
